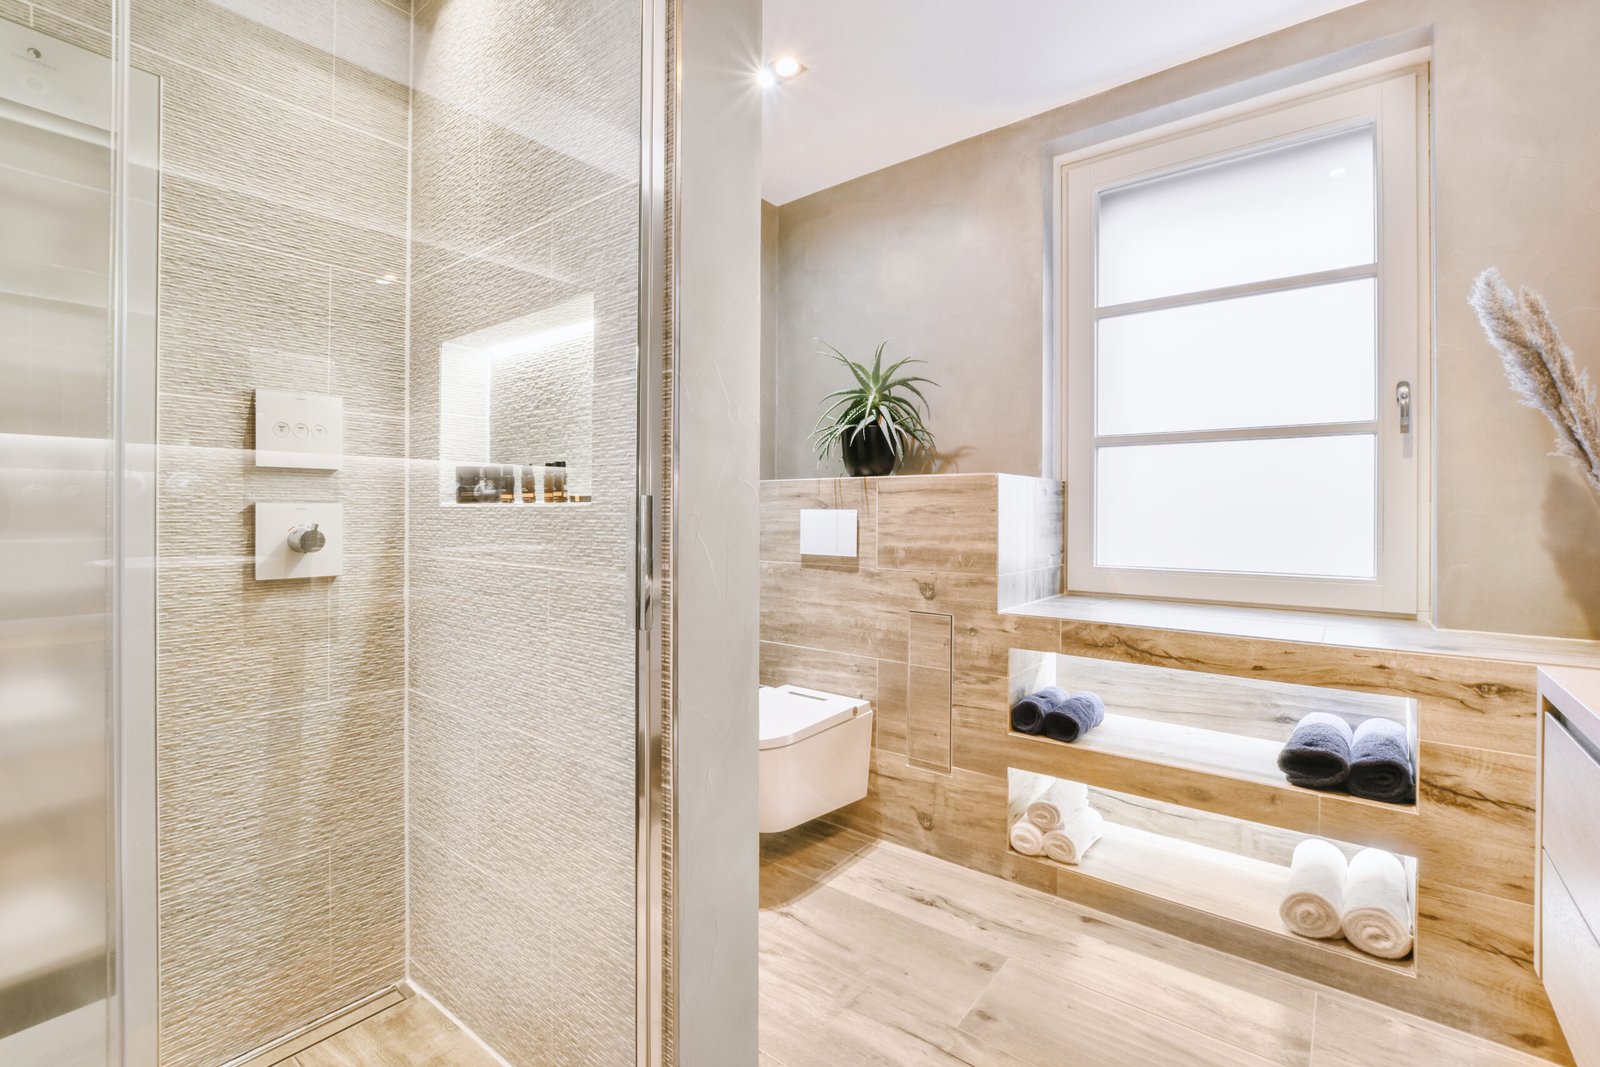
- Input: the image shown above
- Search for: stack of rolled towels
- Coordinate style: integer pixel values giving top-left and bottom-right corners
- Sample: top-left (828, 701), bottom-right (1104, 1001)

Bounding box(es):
top-left (1007, 773), bottom-right (1104, 865)
top-left (1276, 713), bottom-right (1415, 803)
top-left (1280, 839), bottom-right (1413, 960)
top-left (1010, 686), bottom-right (1106, 743)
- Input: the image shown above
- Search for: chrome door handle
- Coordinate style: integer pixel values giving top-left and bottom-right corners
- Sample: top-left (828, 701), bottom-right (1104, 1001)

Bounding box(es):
top-left (1396, 381), bottom-right (1412, 434)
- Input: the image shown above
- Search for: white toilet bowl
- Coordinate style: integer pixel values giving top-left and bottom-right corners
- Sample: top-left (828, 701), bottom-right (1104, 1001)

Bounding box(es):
top-left (759, 685), bottom-right (874, 834)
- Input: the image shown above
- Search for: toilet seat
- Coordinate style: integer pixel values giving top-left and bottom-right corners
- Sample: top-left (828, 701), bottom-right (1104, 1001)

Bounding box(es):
top-left (759, 685), bottom-right (866, 749)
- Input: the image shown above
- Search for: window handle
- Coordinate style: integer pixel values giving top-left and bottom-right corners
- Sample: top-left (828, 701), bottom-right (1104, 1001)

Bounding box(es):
top-left (1396, 381), bottom-right (1412, 434)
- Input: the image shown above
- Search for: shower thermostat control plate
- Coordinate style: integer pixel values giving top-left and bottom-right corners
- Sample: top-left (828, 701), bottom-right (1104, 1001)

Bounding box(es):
top-left (256, 389), bottom-right (343, 470)
top-left (255, 502), bottom-right (342, 580)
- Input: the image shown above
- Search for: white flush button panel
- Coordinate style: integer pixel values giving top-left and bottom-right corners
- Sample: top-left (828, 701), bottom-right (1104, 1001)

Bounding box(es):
top-left (255, 388), bottom-right (344, 470)
top-left (799, 508), bottom-right (858, 557)
top-left (255, 502), bottom-right (343, 580)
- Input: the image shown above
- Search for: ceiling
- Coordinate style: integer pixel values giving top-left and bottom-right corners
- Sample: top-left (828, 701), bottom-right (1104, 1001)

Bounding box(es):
top-left (761, 0), bottom-right (1366, 205)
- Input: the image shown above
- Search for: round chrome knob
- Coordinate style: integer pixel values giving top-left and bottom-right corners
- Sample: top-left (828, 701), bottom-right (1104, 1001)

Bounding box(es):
top-left (287, 523), bottom-right (326, 553)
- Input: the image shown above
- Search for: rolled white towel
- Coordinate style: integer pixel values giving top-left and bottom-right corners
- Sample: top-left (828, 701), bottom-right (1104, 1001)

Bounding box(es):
top-left (1026, 778), bottom-right (1089, 830)
top-left (1007, 771), bottom-right (1051, 825)
top-left (1009, 816), bottom-right (1045, 856)
top-left (1280, 838), bottom-right (1348, 939)
top-left (1042, 807), bottom-right (1104, 865)
top-left (1342, 848), bottom-right (1413, 959)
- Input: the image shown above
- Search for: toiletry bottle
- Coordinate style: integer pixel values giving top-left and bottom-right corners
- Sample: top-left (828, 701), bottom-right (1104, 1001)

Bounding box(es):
top-left (498, 464), bottom-right (516, 503)
top-left (474, 467), bottom-right (499, 503)
top-left (545, 460), bottom-right (567, 503)
top-left (455, 465), bottom-right (478, 504)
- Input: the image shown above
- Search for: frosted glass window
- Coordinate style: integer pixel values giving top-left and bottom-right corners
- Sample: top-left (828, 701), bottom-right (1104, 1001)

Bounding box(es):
top-left (1096, 279), bottom-right (1376, 436)
top-left (1095, 435), bottom-right (1376, 578)
top-left (1097, 125), bottom-right (1375, 307)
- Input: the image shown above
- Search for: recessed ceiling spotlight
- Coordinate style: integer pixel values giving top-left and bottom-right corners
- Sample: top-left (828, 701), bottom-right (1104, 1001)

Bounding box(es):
top-left (760, 55), bottom-right (807, 90)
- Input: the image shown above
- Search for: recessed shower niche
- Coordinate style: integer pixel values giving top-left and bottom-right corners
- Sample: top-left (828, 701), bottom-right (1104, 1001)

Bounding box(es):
top-left (437, 293), bottom-right (596, 506)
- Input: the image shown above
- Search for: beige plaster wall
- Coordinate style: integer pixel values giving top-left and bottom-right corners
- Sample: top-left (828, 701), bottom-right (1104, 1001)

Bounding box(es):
top-left (765, 0), bottom-right (1600, 639)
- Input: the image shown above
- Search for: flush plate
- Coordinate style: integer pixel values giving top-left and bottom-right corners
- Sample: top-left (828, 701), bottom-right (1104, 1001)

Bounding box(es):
top-left (799, 508), bottom-right (858, 557)
top-left (255, 388), bottom-right (343, 470)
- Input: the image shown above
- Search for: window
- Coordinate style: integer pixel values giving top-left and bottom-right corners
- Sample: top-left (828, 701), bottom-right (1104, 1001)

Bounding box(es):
top-left (1059, 72), bottom-right (1428, 614)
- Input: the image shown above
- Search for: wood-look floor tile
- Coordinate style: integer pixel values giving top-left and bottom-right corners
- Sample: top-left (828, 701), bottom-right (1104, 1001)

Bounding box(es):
top-left (290, 997), bottom-right (499, 1067)
top-left (1309, 994), bottom-right (1555, 1067)
top-left (959, 958), bottom-right (1287, 1067)
top-left (761, 875), bottom-right (1006, 1031)
top-left (824, 841), bottom-right (1316, 1067)
top-left (759, 820), bottom-right (876, 884)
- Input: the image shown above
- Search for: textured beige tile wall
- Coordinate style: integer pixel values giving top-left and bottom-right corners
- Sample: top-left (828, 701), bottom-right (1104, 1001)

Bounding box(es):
top-left (12, 0), bottom-right (421, 1062)
top-left (765, 0), bottom-right (1600, 639)
top-left (406, 0), bottom-right (641, 1062)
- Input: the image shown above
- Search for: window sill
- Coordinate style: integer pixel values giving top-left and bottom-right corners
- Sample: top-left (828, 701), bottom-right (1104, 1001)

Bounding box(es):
top-left (1003, 593), bottom-right (1600, 668)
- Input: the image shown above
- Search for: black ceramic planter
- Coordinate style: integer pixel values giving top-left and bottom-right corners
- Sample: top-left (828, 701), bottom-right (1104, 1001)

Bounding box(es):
top-left (842, 424), bottom-right (897, 477)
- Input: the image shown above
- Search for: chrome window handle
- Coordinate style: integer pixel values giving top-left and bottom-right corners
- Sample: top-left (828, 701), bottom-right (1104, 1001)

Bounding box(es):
top-left (1396, 381), bottom-right (1412, 434)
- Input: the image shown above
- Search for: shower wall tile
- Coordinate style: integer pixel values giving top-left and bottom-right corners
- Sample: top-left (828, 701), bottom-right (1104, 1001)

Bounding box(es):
top-left (159, 226), bottom-right (334, 398)
top-left (139, 48), bottom-right (407, 240)
top-left (139, 0), bottom-right (414, 1060)
top-left (157, 849), bottom-right (335, 1067)
top-left (156, 689), bottom-right (403, 881)
top-left (407, 0), bottom-right (640, 1058)
top-left (0, 2), bottom-right (31, 26)
top-left (333, 0), bottom-right (412, 144)
top-left (160, 173), bottom-right (405, 278)
top-left (132, 0), bottom-right (337, 115)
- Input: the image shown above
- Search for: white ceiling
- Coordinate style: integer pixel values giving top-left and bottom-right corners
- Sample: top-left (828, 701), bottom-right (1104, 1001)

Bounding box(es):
top-left (761, 0), bottom-right (1366, 204)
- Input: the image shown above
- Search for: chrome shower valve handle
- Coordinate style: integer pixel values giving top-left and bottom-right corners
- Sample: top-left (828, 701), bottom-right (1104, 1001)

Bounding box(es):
top-left (287, 523), bottom-right (326, 554)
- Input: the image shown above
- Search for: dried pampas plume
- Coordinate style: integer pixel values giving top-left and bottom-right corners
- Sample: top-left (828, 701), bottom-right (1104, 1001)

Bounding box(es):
top-left (1469, 268), bottom-right (1600, 498)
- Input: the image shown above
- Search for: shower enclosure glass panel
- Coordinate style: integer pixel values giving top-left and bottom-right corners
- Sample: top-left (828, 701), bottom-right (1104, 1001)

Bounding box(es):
top-left (0, 16), bottom-right (116, 1066)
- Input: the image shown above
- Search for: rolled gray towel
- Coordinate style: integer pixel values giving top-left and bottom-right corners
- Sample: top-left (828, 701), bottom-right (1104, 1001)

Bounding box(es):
top-left (1041, 691), bottom-right (1105, 743)
top-left (1277, 712), bottom-right (1354, 790)
top-left (1348, 718), bottom-right (1415, 803)
top-left (1011, 686), bottom-right (1067, 735)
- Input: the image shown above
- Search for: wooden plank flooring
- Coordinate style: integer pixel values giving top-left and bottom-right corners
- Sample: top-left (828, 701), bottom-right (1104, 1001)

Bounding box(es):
top-left (287, 824), bottom-right (1556, 1065)
top-left (760, 822), bottom-right (1555, 1067)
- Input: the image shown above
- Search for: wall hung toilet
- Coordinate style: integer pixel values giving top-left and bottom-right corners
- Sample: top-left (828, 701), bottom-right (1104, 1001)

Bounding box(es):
top-left (759, 685), bottom-right (874, 834)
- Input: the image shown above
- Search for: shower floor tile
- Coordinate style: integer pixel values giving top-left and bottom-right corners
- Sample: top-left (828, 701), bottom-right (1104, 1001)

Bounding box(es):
top-left (759, 823), bottom-right (1555, 1067)
top-left (290, 996), bottom-right (498, 1067)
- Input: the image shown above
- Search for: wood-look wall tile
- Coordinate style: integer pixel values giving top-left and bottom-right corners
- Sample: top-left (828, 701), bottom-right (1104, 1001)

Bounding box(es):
top-left (908, 609), bottom-right (954, 669)
top-left (1005, 731), bottom-right (1323, 836)
top-left (875, 659), bottom-right (908, 755)
top-left (876, 475), bottom-right (997, 573)
top-left (1412, 882), bottom-right (1571, 1063)
top-left (1057, 622), bottom-right (1538, 756)
top-left (759, 640), bottom-right (877, 702)
top-left (759, 478), bottom-right (876, 564)
top-left (907, 664), bottom-right (953, 772)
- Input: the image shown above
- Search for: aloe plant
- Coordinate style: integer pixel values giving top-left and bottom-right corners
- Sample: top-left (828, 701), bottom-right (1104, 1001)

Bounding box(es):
top-left (810, 339), bottom-right (937, 467)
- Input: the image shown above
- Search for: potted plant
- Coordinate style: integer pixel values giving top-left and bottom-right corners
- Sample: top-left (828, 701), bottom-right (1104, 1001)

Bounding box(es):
top-left (809, 340), bottom-right (937, 477)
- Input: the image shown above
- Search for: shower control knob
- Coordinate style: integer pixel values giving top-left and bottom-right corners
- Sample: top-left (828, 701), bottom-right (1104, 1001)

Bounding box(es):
top-left (287, 523), bottom-right (326, 554)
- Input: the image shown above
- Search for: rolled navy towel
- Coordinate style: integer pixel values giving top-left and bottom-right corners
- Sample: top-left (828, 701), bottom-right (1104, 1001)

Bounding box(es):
top-left (1011, 686), bottom-right (1068, 735)
top-left (1347, 718), bottom-right (1415, 803)
top-left (1277, 712), bottom-right (1354, 790)
top-left (1008, 816), bottom-right (1045, 856)
top-left (1025, 778), bottom-right (1090, 831)
top-left (1042, 807), bottom-right (1104, 866)
top-left (1279, 838), bottom-right (1348, 939)
top-left (1040, 691), bottom-right (1105, 743)
top-left (1341, 848), bottom-right (1412, 959)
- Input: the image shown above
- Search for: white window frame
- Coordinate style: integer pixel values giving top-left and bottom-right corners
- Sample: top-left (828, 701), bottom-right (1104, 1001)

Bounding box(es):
top-left (1057, 69), bottom-right (1430, 616)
